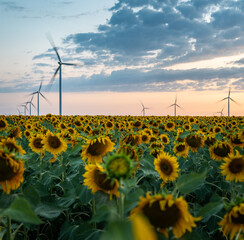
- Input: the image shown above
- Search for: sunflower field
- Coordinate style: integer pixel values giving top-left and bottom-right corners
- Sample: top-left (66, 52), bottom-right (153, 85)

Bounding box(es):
top-left (0, 114), bottom-right (243, 240)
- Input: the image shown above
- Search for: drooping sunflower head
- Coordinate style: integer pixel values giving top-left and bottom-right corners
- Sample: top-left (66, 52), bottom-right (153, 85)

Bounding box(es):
top-left (229, 133), bottom-right (244, 148)
top-left (131, 193), bottom-right (201, 238)
top-left (122, 134), bottom-right (142, 146)
top-left (210, 141), bottom-right (233, 161)
top-left (0, 118), bottom-right (8, 131)
top-left (0, 149), bottom-right (24, 194)
top-left (0, 138), bottom-right (26, 156)
top-left (173, 142), bottom-right (189, 158)
top-left (204, 134), bottom-right (217, 146)
top-left (81, 136), bottom-right (115, 164)
top-left (105, 153), bottom-right (134, 179)
top-left (149, 141), bottom-right (164, 150)
top-left (42, 131), bottom-right (67, 156)
top-left (29, 134), bottom-right (45, 153)
top-left (219, 202), bottom-right (244, 240)
top-left (154, 151), bottom-right (180, 183)
top-left (83, 164), bottom-right (119, 199)
top-left (8, 127), bottom-right (22, 139)
top-left (220, 151), bottom-right (244, 182)
top-left (185, 133), bottom-right (205, 153)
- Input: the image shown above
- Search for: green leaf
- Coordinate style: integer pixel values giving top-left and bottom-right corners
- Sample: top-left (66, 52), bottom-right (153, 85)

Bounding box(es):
top-left (3, 198), bottom-right (42, 224)
top-left (90, 205), bottom-right (114, 223)
top-left (197, 201), bottom-right (224, 222)
top-left (76, 185), bottom-right (93, 204)
top-left (176, 170), bottom-right (207, 194)
top-left (23, 185), bottom-right (40, 208)
top-left (35, 202), bottom-right (64, 219)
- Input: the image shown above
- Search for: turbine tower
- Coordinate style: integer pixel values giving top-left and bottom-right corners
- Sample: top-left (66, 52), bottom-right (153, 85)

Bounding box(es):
top-left (31, 81), bottom-right (49, 116)
top-left (218, 88), bottom-right (238, 117)
top-left (19, 104), bottom-right (28, 116)
top-left (25, 96), bottom-right (36, 116)
top-left (141, 102), bottom-right (150, 116)
top-left (167, 95), bottom-right (182, 116)
top-left (47, 34), bottom-right (78, 115)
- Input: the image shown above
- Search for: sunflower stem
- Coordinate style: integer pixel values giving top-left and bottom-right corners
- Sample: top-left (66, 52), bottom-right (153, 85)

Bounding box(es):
top-left (119, 178), bottom-right (125, 218)
top-left (7, 216), bottom-right (13, 240)
top-left (92, 198), bottom-right (96, 229)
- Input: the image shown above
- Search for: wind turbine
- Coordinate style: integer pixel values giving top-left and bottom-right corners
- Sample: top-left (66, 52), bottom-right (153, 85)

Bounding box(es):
top-left (46, 34), bottom-right (79, 115)
top-left (30, 81), bottom-right (49, 116)
top-left (141, 102), bottom-right (150, 116)
top-left (215, 107), bottom-right (224, 116)
top-left (218, 88), bottom-right (238, 117)
top-left (25, 96), bottom-right (36, 116)
top-left (17, 108), bottom-right (22, 115)
top-left (167, 95), bottom-right (183, 116)
top-left (19, 104), bottom-right (28, 116)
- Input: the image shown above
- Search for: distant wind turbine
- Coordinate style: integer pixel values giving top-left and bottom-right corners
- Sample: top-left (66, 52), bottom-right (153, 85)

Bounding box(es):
top-left (17, 107), bottom-right (22, 115)
top-left (46, 34), bottom-right (79, 115)
top-left (30, 81), bottom-right (49, 116)
top-left (25, 96), bottom-right (36, 116)
top-left (215, 107), bottom-right (224, 116)
top-left (19, 104), bottom-right (28, 116)
top-left (218, 88), bottom-right (239, 117)
top-left (141, 102), bottom-right (150, 116)
top-left (167, 95), bottom-right (183, 116)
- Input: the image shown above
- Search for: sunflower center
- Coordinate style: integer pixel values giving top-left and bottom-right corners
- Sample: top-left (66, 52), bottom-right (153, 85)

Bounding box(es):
top-left (0, 154), bottom-right (18, 181)
top-left (87, 141), bottom-right (107, 156)
top-left (231, 136), bottom-right (243, 145)
top-left (33, 138), bottom-right (44, 149)
top-left (5, 143), bottom-right (18, 152)
top-left (166, 123), bottom-right (173, 128)
top-left (47, 136), bottom-right (62, 149)
top-left (142, 135), bottom-right (148, 141)
top-left (186, 135), bottom-right (201, 148)
top-left (231, 212), bottom-right (244, 224)
top-left (176, 144), bottom-right (185, 152)
top-left (162, 137), bottom-right (167, 143)
top-left (0, 120), bottom-right (6, 128)
top-left (213, 144), bottom-right (231, 157)
top-left (160, 160), bottom-right (173, 175)
top-left (94, 170), bottom-right (115, 190)
top-left (143, 201), bottom-right (181, 229)
top-left (229, 157), bottom-right (244, 174)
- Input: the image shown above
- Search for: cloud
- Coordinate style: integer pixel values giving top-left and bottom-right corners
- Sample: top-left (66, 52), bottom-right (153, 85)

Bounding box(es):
top-left (0, 1), bottom-right (26, 11)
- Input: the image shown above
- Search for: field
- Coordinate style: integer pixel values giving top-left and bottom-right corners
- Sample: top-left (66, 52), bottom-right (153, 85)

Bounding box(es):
top-left (0, 115), bottom-right (243, 240)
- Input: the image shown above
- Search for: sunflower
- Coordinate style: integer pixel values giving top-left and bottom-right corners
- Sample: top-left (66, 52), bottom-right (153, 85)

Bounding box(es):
top-left (42, 131), bottom-right (67, 156)
top-left (159, 134), bottom-right (170, 144)
top-left (104, 120), bottom-right (114, 130)
top-left (81, 136), bottom-right (115, 164)
top-left (141, 132), bottom-right (150, 144)
top-left (118, 145), bottom-right (140, 166)
top-left (24, 130), bottom-right (32, 139)
top-left (204, 134), bottom-right (217, 146)
top-left (29, 134), bottom-right (45, 153)
top-left (209, 141), bottom-right (233, 161)
top-left (0, 149), bottom-right (24, 194)
top-left (83, 164), bottom-right (119, 199)
top-left (229, 134), bottom-right (244, 148)
top-left (185, 133), bottom-right (205, 153)
top-left (131, 193), bottom-right (201, 238)
top-left (219, 202), bottom-right (244, 240)
top-left (0, 118), bottom-right (8, 131)
top-left (154, 151), bottom-right (179, 184)
top-left (8, 126), bottom-right (22, 139)
top-left (122, 134), bottom-right (142, 146)
top-left (183, 123), bottom-right (191, 131)
top-left (149, 141), bottom-right (164, 150)
top-left (220, 151), bottom-right (244, 182)
top-left (105, 153), bottom-right (133, 179)
top-left (165, 121), bottom-right (175, 131)
top-left (0, 138), bottom-right (26, 155)
top-left (173, 142), bottom-right (189, 158)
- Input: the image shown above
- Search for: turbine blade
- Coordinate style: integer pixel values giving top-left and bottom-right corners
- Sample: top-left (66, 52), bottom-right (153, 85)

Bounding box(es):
top-left (229, 97), bottom-right (241, 105)
top-left (217, 97), bottom-right (227, 103)
top-left (167, 104), bottom-right (174, 108)
top-left (62, 62), bottom-right (78, 66)
top-left (46, 33), bottom-right (62, 62)
top-left (46, 66), bottom-right (60, 91)
top-left (31, 102), bottom-right (36, 109)
top-left (39, 80), bottom-right (43, 92)
top-left (40, 92), bottom-right (51, 104)
top-left (176, 104), bottom-right (183, 109)
top-left (228, 87), bottom-right (231, 97)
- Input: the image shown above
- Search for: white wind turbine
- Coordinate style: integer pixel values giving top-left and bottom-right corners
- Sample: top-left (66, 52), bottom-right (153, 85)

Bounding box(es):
top-left (216, 107), bottom-right (224, 116)
top-left (25, 96), bottom-right (36, 116)
top-left (141, 102), bottom-right (150, 116)
top-left (19, 103), bottom-right (28, 116)
top-left (30, 81), bottom-right (49, 116)
top-left (218, 88), bottom-right (239, 117)
top-left (167, 95), bottom-right (183, 116)
top-left (46, 34), bottom-right (79, 115)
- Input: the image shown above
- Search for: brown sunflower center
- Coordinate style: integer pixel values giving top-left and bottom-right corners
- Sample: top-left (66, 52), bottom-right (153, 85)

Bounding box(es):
top-left (0, 154), bottom-right (18, 181)
top-left (166, 123), bottom-right (174, 128)
top-left (33, 138), bottom-right (44, 149)
top-left (142, 200), bottom-right (181, 229)
top-left (106, 122), bottom-right (113, 128)
top-left (162, 137), bottom-right (168, 143)
top-left (213, 144), bottom-right (231, 157)
top-left (5, 142), bottom-right (18, 152)
top-left (229, 157), bottom-right (244, 174)
top-left (176, 144), bottom-right (185, 152)
top-left (87, 140), bottom-right (107, 156)
top-left (142, 135), bottom-right (148, 141)
top-left (94, 169), bottom-right (115, 190)
top-left (231, 212), bottom-right (244, 224)
top-left (0, 120), bottom-right (6, 128)
top-left (231, 136), bottom-right (243, 145)
top-left (186, 135), bottom-right (202, 148)
top-left (47, 136), bottom-right (62, 149)
top-left (160, 160), bottom-right (173, 175)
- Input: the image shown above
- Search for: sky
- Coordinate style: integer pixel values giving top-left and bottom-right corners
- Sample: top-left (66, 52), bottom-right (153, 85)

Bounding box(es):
top-left (0, 0), bottom-right (244, 116)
